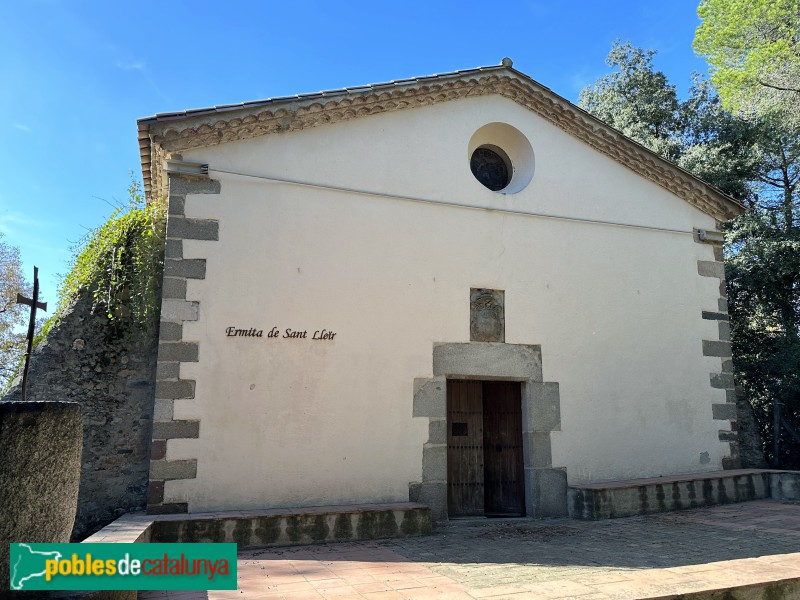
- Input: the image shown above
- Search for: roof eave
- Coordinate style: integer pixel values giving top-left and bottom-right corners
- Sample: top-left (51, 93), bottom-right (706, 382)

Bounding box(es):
top-left (138, 64), bottom-right (745, 222)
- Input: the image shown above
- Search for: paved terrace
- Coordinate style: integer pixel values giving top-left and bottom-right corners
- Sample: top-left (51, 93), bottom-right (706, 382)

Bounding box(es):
top-left (140, 499), bottom-right (800, 600)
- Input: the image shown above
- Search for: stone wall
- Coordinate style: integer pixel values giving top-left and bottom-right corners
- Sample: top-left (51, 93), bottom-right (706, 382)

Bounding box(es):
top-left (2, 293), bottom-right (159, 539)
top-left (0, 401), bottom-right (82, 591)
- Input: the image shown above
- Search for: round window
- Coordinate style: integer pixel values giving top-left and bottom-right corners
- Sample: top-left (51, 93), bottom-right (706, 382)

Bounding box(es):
top-left (467, 123), bottom-right (534, 194)
top-left (470, 146), bottom-right (511, 191)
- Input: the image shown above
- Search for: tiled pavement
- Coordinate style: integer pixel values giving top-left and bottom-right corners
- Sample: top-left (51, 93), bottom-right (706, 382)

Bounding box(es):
top-left (139, 499), bottom-right (800, 599)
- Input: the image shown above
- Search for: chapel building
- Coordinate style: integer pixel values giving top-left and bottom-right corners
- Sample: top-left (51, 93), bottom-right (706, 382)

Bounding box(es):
top-left (137, 59), bottom-right (743, 520)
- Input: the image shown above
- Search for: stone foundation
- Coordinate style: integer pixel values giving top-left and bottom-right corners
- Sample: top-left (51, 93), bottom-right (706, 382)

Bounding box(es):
top-left (569, 469), bottom-right (800, 520)
top-left (86, 503), bottom-right (431, 548)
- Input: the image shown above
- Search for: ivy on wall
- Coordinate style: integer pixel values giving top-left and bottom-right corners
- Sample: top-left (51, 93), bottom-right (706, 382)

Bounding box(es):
top-left (42, 181), bottom-right (166, 342)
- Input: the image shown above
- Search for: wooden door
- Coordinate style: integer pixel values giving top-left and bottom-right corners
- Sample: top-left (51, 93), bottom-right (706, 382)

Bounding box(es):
top-left (482, 381), bottom-right (526, 517)
top-left (447, 380), bottom-right (484, 516)
top-left (447, 380), bottom-right (525, 518)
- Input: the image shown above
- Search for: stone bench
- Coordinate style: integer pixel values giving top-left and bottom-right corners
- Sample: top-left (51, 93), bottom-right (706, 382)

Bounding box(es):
top-left (568, 469), bottom-right (800, 520)
top-left (84, 502), bottom-right (431, 547)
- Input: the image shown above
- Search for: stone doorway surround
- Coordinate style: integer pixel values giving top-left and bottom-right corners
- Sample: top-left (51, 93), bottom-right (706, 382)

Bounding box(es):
top-left (409, 342), bottom-right (566, 521)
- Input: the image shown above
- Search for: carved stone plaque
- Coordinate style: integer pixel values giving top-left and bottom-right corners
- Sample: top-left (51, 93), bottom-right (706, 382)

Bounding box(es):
top-left (470, 288), bottom-right (505, 343)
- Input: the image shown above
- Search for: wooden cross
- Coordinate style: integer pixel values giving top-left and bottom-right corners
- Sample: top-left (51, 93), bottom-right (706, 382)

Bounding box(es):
top-left (16, 266), bottom-right (47, 401)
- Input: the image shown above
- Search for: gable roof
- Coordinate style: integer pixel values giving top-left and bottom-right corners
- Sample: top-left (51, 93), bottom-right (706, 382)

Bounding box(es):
top-left (138, 60), bottom-right (745, 222)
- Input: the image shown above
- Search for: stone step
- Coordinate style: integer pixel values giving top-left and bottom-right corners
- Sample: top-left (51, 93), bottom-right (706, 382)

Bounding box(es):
top-left (84, 502), bottom-right (431, 548)
top-left (568, 469), bottom-right (800, 520)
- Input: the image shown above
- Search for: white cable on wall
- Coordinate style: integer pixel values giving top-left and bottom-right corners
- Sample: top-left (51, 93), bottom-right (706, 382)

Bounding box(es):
top-left (207, 167), bottom-right (696, 237)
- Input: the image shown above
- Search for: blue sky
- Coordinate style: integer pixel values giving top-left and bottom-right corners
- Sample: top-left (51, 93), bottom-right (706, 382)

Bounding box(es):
top-left (1, 0), bottom-right (711, 308)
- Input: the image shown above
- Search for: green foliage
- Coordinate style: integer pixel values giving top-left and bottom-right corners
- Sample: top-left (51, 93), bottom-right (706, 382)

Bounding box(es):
top-left (54, 180), bottom-right (165, 337)
top-left (726, 209), bottom-right (800, 465)
top-left (694, 0), bottom-right (800, 122)
top-left (578, 41), bottom-right (761, 201)
top-left (579, 42), bottom-right (683, 161)
top-left (0, 232), bottom-right (30, 389)
top-left (677, 76), bottom-right (763, 201)
top-left (748, 116), bottom-right (800, 214)
top-left (726, 114), bottom-right (799, 466)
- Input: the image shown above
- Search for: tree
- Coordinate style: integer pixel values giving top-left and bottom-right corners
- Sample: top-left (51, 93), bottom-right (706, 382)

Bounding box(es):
top-left (725, 113), bottom-right (800, 466)
top-left (677, 75), bottom-right (762, 200)
top-left (0, 232), bottom-right (30, 389)
top-left (726, 208), bottom-right (800, 466)
top-left (694, 0), bottom-right (800, 122)
top-left (580, 43), bottom-right (800, 467)
top-left (579, 42), bottom-right (683, 161)
top-left (578, 41), bottom-right (761, 200)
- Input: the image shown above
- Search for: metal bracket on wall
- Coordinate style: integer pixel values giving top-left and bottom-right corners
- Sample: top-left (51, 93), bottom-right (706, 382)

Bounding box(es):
top-left (695, 228), bottom-right (725, 243)
top-left (164, 159), bottom-right (209, 177)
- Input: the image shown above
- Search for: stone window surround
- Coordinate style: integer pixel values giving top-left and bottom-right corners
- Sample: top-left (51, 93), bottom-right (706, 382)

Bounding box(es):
top-left (695, 228), bottom-right (740, 469)
top-left (409, 342), bottom-right (566, 522)
top-left (148, 174), bottom-right (221, 514)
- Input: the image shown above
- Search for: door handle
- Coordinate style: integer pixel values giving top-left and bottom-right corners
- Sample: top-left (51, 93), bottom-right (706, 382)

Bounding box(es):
top-left (496, 443), bottom-right (503, 452)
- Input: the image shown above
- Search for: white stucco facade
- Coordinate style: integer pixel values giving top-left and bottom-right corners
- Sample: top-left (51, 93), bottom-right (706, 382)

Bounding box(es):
top-left (141, 69), bottom-right (741, 516)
